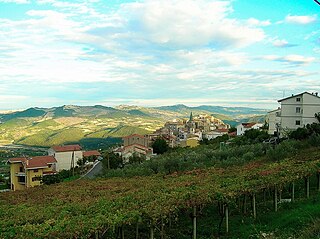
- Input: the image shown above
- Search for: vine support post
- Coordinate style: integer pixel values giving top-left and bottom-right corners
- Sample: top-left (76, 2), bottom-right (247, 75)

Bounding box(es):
top-left (160, 217), bottom-right (165, 239)
top-left (150, 224), bottom-right (154, 239)
top-left (292, 182), bottom-right (295, 202)
top-left (136, 222), bottom-right (139, 239)
top-left (193, 206), bottom-right (197, 239)
top-left (274, 186), bottom-right (278, 212)
top-left (252, 193), bottom-right (256, 219)
top-left (95, 231), bottom-right (99, 239)
top-left (306, 177), bottom-right (310, 199)
top-left (225, 204), bottom-right (229, 234)
top-left (317, 172), bottom-right (320, 192)
top-left (243, 195), bottom-right (247, 214)
top-left (120, 226), bottom-right (124, 239)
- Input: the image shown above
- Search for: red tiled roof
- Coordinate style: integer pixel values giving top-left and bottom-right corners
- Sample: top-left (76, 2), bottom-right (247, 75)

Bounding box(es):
top-left (51, 144), bottom-right (82, 152)
top-left (124, 143), bottom-right (148, 150)
top-left (242, 123), bottom-right (257, 128)
top-left (83, 150), bottom-right (101, 157)
top-left (214, 129), bottom-right (228, 133)
top-left (8, 157), bottom-right (26, 163)
top-left (9, 156), bottom-right (57, 169)
top-left (42, 171), bottom-right (57, 175)
top-left (122, 134), bottom-right (146, 139)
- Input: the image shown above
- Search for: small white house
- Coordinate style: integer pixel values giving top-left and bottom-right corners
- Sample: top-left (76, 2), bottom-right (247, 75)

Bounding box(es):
top-left (236, 123), bottom-right (263, 136)
top-left (48, 145), bottom-right (83, 171)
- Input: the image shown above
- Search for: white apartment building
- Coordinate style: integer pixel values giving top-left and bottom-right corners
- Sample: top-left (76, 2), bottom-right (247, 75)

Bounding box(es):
top-left (266, 108), bottom-right (281, 135)
top-left (277, 92), bottom-right (320, 135)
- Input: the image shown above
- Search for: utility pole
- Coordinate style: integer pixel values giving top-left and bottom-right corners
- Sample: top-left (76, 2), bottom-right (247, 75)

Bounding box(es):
top-left (71, 150), bottom-right (75, 177)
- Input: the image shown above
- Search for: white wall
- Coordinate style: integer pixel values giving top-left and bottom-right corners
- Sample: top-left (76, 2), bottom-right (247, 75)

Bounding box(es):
top-left (48, 150), bottom-right (83, 171)
top-left (280, 93), bottom-right (320, 135)
top-left (236, 124), bottom-right (244, 136)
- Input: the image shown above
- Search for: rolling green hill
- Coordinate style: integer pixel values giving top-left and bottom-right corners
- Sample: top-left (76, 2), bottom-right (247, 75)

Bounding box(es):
top-left (0, 104), bottom-right (267, 148)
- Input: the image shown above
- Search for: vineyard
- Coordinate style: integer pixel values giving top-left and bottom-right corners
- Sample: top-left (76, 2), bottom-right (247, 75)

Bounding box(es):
top-left (1, 146), bottom-right (320, 238)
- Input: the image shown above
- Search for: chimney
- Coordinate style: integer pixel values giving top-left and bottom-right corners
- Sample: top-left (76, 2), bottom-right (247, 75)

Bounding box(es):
top-left (316, 92), bottom-right (318, 96)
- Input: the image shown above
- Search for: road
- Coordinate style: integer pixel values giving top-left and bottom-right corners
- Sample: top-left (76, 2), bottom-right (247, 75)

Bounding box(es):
top-left (82, 161), bottom-right (103, 179)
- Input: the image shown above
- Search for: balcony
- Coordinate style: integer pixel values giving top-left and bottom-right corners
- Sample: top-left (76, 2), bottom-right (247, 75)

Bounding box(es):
top-left (15, 172), bottom-right (26, 176)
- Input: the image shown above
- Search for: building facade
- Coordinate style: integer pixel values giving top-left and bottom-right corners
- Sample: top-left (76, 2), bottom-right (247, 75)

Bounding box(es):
top-left (48, 145), bottom-right (83, 171)
top-left (266, 108), bottom-right (281, 135)
top-left (8, 156), bottom-right (57, 191)
top-left (114, 134), bottom-right (153, 160)
top-left (236, 123), bottom-right (263, 136)
top-left (278, 92), bottom-right (320, 134)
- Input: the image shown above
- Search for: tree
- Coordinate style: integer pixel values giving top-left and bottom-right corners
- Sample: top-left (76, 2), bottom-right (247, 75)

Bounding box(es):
top-left (152, 138), bottom-right (169, 154)
top-left (101, 152), bottom-right (123, 170)
top-left (228, 127), bottom-right (237, 133)
top-left (128, 153), bottom-right (145, 164)
top-left (315, 112), bottom-right (320, 123)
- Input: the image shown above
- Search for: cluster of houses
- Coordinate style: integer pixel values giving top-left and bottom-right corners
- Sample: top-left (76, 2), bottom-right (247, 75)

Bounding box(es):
top-left (7, 92), bottom-right (320, 191)
top-left (8, 145), bottom-right (101, 191)
top-left (114, 113), bottom-right (231, 159)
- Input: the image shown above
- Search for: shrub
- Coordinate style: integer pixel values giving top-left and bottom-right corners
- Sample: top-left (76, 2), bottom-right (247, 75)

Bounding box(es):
top-left (242, 152), bottom-right (255, 162)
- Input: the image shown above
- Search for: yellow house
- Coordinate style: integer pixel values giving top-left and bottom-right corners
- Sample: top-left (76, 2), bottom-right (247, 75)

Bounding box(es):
top-left (8, 156), bottom-right (57, 191)
top-left (180, 138), bottom-right (199, 148)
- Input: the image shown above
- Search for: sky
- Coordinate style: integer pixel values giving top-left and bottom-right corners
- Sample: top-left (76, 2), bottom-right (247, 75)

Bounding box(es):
top-left (0, 0), bottom-right (319, 110)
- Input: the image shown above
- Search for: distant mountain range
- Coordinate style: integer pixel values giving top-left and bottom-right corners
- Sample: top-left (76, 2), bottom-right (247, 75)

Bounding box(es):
top-left (0, 104), bottom-right (268, 149)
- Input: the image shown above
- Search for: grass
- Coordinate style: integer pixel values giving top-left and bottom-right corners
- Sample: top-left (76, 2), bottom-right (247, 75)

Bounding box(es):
top-left (63, 175), bottom-right (81, 182)
top-left (159, 192), bottom-right (320, 239)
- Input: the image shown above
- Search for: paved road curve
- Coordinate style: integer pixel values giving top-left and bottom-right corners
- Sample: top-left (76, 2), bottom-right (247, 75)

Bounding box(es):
top-left (82, 161), bottom-right (103, 179)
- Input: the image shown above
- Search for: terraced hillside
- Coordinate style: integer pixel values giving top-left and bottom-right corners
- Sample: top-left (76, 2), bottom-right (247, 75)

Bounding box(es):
top-left (0, 104), bottom-right (267, 148)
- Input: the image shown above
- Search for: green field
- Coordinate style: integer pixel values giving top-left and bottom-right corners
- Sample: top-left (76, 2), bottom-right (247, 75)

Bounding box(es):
top-left (1, 139), bottom-right (320, 238)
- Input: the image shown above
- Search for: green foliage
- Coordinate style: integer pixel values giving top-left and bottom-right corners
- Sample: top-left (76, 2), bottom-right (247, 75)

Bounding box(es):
top-left (289, 127), bottom-right (310, 140)
top-left (101, 152), bottom-right (123, 170)
top-left (289, 122), bottom-right (320, 140)
top-left (1, 148), bottom-right (320, 238)
top-left (128, 153), bottom-right (145, 164)
top-left (266, 140), bottom-right (302, 161)
top-left (244, 128), bottom-right (269, 142)
top-left (228, 127), bottom-right (237, 133)
top-left (152, 138), bottom-right (169, 154)
top-left (315, 112), bottom-right (320, 123)
top-left (42, 174), bottom-right (61, 185)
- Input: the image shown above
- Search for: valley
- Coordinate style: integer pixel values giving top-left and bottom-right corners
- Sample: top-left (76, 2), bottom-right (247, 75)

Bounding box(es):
top-left (0, 104), bottom-right (268, 149)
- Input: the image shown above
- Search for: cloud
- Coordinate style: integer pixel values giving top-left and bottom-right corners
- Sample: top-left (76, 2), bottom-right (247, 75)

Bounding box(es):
top-left (263, 54), bottom-right (316, 65)
top-left (0, 0), bottom-right (29, 3)
top-left (272, 39), bottom-right (297, 48)
top-left (247, 18), bottom-right (271, 27)
top-left (284, 15), bottom-right (317, 25)
top-left (88, 0), bottom-right (266, 49)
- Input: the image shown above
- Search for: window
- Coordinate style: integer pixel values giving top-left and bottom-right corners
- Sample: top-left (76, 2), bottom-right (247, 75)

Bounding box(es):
top-left (34, 169), bottom-right (38, 172)
top-left (296, 107), bottom-right (301, 113)
top-left (18, 176), bottom-right (25, 183)
top-left (296, 120), bottom-right (301, 126)
top-left (32, 177), bottom-right (40, 182)
top-left (19, 167), bottom-right (23, 172)
top-left (296, 98), bottom-right (301, 102)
